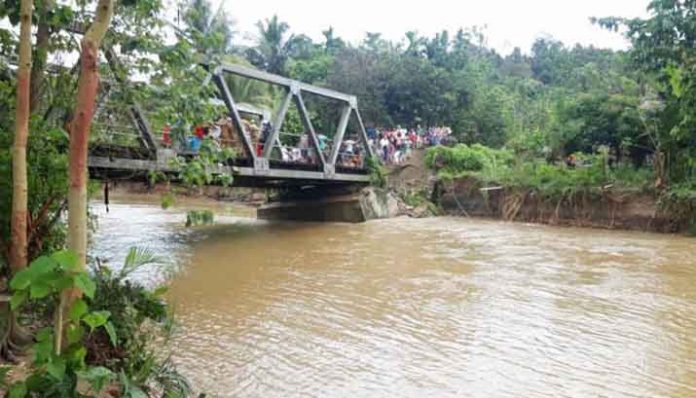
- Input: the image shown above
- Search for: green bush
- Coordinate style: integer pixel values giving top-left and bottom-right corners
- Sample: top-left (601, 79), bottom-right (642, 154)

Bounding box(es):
top-left (185, 210), bottom-right (214, 227)
top-left (366, 156), bottom-right (387, 188)
top-left (425, 144), bottom-right (514, 175)
top-left (2, 249), bottom-right (193, 397)
top-left (89, 247), bottom-right (191, 397)
top-left (427, 143), bottom-right (655, 200)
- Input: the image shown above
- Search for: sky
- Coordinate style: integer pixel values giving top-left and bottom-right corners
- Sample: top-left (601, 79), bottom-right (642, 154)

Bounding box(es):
top-left (219, 0), bottom-right (650, 55)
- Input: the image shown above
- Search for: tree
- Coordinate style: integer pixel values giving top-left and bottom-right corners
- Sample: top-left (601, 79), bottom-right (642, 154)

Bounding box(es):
top-left (3, 0), bottom-right (33, 361)
top-left (596, 0), bottom-right (696, 183)
top-left (61, 0), bottom-right (114, 352)
top-left (10, 0), bottom-right (32, 285)
top-left (181, 0), bottom-right (236, 57)
top-left (245, 15), bottom-right (304, 75)
top-left (322, 26), bottom-right (345, 54)
top-left (531, 38), bottom-right (571, 85)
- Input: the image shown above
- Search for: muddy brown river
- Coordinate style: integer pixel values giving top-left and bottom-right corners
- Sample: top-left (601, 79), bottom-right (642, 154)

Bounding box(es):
top-left (92, 199), bottom-right (696, 397)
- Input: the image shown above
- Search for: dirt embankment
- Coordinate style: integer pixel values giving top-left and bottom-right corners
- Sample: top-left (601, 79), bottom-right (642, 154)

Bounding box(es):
top-left (389, 150), bottom-right (686, 233)
top-left (384, 150), bottom-right (440, 218)
top-left (386, 149), bottom-right (435, 194)
top-left (435, 177), bottom-right (685, 233)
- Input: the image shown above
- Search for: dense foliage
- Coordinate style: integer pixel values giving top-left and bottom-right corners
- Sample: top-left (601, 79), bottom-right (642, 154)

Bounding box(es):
top-left (426, 144), bottom-right (654, 199)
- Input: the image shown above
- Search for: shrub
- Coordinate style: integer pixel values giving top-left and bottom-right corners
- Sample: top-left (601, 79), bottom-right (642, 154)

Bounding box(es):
top-left (185, 210), bottom-right (214, 227)
top-left (2, 248), bottom-right (193, 397)
top-left (428, 143), bottom-right (656, 201)
top-left (366, 156), bottom-right (387, 188)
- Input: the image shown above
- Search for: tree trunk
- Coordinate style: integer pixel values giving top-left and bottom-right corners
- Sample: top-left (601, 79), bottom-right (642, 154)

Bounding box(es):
top-left (59, 0), bottom-right (114, 353)
top-left (3, 0), bottom-right (33, 361)
top-left (68, 0), bottom-right (114, 271)
top-left (30, 0), bottom-right (54, 113)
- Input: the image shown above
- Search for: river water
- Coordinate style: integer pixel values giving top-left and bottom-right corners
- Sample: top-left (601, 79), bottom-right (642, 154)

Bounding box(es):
top-left (92, 199), bottom-right (696, 398)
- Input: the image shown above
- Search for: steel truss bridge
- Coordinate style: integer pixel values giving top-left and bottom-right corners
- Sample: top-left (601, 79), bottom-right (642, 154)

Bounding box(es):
top-left (88, 59), bottom-right (374, 188)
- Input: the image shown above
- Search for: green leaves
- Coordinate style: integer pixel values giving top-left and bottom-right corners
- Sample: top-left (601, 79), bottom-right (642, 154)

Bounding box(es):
top-left (8, 382), bottom-right (27, 398)
top-left (10, 290), bottom-right (27, 311)
top-left (9, 250), bottom-right (97, 312)
top-left (65, 323), bottom-right (84, 346)
top-left (105, 321), bottom-right (118, 347)
top-left (70, 299), bottom-right (88, 321)
top-left (185, 210), bottom-right (214, 227)
top-left (121, 247), bottom-right (160, 279)
top-left (10, 256), bottom-right (55, 290)
top-left (82, 310), bottom-right (112, 332)
top-left (120, 372), bottom-right (150, 398)
top-left (29, 281), bottom-right (52, 299)
top-left (46, 358), bottom-right (66, 380)
top-left (51, 250), bottom-right (79, 271)
top-left (74, 273), bottom-right (96, 299)
top-left (76, 367), bottom-right (116, 394)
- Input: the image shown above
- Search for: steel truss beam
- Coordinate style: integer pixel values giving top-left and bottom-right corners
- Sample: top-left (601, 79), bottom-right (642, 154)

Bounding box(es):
top-left (213, 73), bottom-right (257, 162)
top-left (211, 63), bottom-right (374, 178)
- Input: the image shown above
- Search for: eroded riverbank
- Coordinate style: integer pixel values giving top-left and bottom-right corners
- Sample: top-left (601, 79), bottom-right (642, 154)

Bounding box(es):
top-left (387, 149), bottom-right (693, 234)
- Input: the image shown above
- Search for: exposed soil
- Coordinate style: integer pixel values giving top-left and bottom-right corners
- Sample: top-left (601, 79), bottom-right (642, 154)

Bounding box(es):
top-left (436, 176), bottom-right (684, 233)
top-left (387, 149), bottom-right (687, 233)
top-left (386, 149), bottom-right (436, 197)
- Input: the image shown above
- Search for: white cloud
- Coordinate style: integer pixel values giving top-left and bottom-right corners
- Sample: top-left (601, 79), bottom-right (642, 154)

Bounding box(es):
top-left (219, 0), bottom-right (650, 54)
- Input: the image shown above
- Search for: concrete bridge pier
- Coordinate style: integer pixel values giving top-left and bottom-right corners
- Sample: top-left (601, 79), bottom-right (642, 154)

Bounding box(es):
top-left (257, 187), bottom-right (400, 223)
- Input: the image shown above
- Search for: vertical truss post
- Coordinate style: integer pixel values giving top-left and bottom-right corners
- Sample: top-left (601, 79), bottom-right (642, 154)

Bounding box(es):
top-left (294, 90), bottom-right (326, 170)
top-left (262, 88), bottom-right (293, 159)
top-left (353, 106), bottom-right (374, 158)
top-left (129, 106), bottom-right (157, 152)
top-left (213, 72), bottom-right (257, 162)
top-left (329, 104), bottom-right (352, 167)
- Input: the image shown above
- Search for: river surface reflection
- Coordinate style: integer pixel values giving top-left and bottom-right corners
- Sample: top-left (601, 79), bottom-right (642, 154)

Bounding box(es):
top-left (93, 200), bottom-right (696, 397)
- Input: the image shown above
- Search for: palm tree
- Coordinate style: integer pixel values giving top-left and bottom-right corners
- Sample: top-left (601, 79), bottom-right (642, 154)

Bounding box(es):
top-left (181, 0), bottom-right (235, 56)
top-left (322, 26), bottom-right (345, 54)
top-left (246, 15), bottom-right (301, 75)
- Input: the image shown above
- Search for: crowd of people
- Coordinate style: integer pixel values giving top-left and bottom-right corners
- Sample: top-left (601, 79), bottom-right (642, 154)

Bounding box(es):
top-left (368, 126), bottom-right (453, 165)
top-left (164, 118), bottom-right (453, 168)
top-left (275, 131), bottom-right (367, 168)
top-left (163, 117), bottom-right (368, 168)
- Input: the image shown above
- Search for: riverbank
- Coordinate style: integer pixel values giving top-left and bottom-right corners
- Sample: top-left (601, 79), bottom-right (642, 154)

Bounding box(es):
top-left (434, 177), bottom-right (682, 232)
top-left (388, 148), bottom-right (693, 234)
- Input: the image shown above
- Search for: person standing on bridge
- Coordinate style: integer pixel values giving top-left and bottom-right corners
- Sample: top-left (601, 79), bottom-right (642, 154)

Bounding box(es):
top-left (379, 134), bottom-right (389, 163)
top-left (258, 121), bottom-right (272, 156)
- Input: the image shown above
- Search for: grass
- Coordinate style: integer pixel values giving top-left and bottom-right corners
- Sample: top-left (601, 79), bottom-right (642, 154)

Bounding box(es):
top-left (426, 144), bottom-right (655, 200)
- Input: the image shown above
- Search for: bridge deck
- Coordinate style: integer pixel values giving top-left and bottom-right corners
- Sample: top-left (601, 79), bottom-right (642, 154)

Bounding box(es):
top-left (88, 155), bottom-right (371, 188)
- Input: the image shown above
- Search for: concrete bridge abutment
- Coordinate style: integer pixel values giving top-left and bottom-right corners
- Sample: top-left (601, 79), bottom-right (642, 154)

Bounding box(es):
top-left (257, 186), bottom-right (400, 223)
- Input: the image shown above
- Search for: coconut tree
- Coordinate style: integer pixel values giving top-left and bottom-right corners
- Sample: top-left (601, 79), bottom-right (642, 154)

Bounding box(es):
top-left (181, 0), bottom-right (235, 57)
top-left (245, 15), bottom-right (308, 75)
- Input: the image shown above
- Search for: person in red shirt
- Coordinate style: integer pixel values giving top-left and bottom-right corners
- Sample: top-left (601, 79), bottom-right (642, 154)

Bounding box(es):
top-left (194, 126), bottom-right (206, 139)
top-left (162, 124), bottom-right (172, 147)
